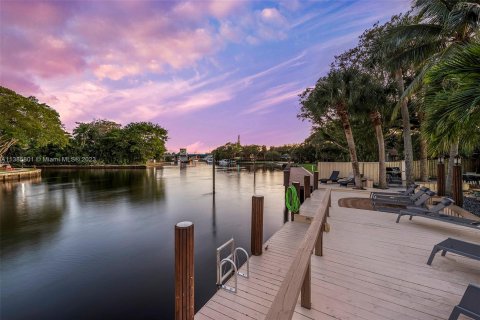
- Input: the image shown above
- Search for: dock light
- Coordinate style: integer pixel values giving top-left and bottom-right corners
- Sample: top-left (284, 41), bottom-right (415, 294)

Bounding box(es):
top-left (454, 155), bottom-right (462, 166)
top-left (437, 155), bottom-right (444, 164)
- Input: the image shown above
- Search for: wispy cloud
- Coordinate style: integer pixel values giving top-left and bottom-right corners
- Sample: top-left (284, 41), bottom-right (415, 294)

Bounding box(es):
top-left (244, 82), bottom-right (302, 115)
top-left (0, 0), bottom-right (411, 153)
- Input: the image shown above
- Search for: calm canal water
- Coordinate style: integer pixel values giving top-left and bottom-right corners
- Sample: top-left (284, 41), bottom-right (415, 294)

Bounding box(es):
top-left (0, 164), bottom-right (286, 320)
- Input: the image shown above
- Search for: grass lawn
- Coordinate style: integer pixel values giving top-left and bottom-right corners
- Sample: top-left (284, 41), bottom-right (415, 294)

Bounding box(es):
top-left (300, 163), bottom-right (317, 173)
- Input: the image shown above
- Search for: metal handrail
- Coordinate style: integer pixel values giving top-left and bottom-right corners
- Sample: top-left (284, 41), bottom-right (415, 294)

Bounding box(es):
top-left (216, 239), bottom-right (249, 293)
top-left (216, 238), bottom-right (235, 286)
top-left (234, 247), bottom-right (249, 279)
top-left (219, 258), bottom-right (237, 293)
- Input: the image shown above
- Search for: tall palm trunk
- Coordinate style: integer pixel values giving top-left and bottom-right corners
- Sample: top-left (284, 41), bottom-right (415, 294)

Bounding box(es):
top-left (370, 111), bottom-right (387, 188)
top-left (446, 140), bottom-right (459, 194)
top-left (395, 68), bottom-right (414, 185)
top-left (419, 137), bottom-right (429, 181)
top-left (337, 104), bottom-right (362, 188)
top-left (418, 112), bottom-right (429, 182)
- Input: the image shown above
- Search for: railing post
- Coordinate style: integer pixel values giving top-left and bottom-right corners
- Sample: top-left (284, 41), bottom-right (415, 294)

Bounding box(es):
top-left (327, 192), bottom-right (331, 217)
top-left (292, 181), bottom-right (300, 221)
top-left (301, 256), bottom-right (311, 309)
top-left (304, 175), bottom-right (311, 200)
top-left (175, 221), bottom-right (194, 320)
top-left (313, 171), bottom-right (319, 190)
top-left (251, 195), bottom-right (264, 256)
top-left (315, 221), bottom-right (323, 257)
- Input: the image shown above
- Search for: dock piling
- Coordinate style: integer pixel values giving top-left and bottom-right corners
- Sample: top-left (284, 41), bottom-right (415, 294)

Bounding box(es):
top-left (292, 182), bottom-right (300, 221)
top-left (175, 221), bottom-right (194, 320)
top-left (304, 175), bottom-right (311, 200)
top-left (251, 195), bottom-right (264, 256)
top-left (283, 168), bottom-right (290, 222)
top-left (212, 156), bottom-right (215, 194)
top-left (313, 171), bottom-right (319, 190)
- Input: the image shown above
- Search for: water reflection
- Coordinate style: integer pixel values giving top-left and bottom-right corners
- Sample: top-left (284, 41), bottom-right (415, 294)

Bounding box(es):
top-left (1, 165), bottom-right (284, 320)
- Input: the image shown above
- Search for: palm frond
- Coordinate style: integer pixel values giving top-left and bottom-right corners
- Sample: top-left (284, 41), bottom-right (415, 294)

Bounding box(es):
top-left (413, 0), bottom-right (451, 24)
top-left (447, 2), bottom-right (480, 34)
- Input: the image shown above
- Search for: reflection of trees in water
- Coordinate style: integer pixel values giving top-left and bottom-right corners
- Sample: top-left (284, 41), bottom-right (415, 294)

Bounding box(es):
top-left (1, 169), bottom-right (166, 254)
top-left (41, 169), bottom-right (165, 204)
top-left (0, 181), bottom-right (65, 254)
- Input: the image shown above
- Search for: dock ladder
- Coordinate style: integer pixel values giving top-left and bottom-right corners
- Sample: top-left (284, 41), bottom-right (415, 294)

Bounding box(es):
top-left (216, 238), bottom-right (249, 293)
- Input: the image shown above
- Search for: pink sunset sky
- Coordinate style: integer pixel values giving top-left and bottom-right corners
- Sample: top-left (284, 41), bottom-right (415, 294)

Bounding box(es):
top-left (1, 0), bottom-right (410, 153)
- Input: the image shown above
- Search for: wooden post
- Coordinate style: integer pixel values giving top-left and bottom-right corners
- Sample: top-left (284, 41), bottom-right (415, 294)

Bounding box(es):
top-left (437, 163), bottom-right (445, 196)
top-left (327, 192), bottom-right (331, 217)
top-left (313, 171), bottom-right (319, 190)
top-left (314, 223), bottom-right (323, 256)
top-left (301, 257), bottom-right (311, 309)
top-left (283, 168), bottom-right (290, 222)
top-left (283, 169), bottom-right (290, 190)
top-left (175, 221), bottom-right (194, 320)
top-left (304, 175), bottom-right (311, 201)
top-left (212, 156), bottom-right (215, 194)
top-left (452, 165), bottom-right (463, 207)
top-left (251, 195), bottom-right (264, 256)
top-left (292, 181), bottom-right (300, 221)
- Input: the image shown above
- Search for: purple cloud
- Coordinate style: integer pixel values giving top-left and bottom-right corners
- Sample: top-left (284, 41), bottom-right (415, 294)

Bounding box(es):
top-left (0, 0), bottom-right (411, 152)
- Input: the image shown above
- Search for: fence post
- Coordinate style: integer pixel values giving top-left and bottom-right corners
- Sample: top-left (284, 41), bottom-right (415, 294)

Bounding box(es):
top-left (452, 165), bottom-right (463, 207)
top-left (251, 195), bottom-right (264, 256)
top-left (437, 162), bottom-right (445, 196)
top-left (304, 175), bottom-right (311, 200)
top-left (301, 257), bottom-right (311, 309)
top-left (313, 171), bottom-right (319, 190)
top-left (292, 182), bottom-right (300, 221)
top-left (175, 221), bottom-right (194, 320)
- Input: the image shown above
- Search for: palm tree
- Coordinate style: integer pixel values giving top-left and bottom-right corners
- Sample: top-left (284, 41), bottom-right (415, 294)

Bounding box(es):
top-left (351, 72), bottom-right (394, 189)
top-left (423, 42), bottom-right (480, 152)
top-left (385, 0), bottom-right (480, 187)
top-left (299, 68), bottom-right (363, 188)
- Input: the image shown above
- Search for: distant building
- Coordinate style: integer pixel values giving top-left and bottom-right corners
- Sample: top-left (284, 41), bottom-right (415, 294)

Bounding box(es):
top-left (179, 148), bottom-right (189, 163)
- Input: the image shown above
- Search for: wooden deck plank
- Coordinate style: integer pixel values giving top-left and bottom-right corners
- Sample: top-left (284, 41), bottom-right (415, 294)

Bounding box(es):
top-left (196, 189), bottom-right (479, 319)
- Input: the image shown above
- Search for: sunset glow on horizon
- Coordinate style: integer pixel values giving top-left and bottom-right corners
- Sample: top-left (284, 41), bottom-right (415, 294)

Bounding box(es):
top-left (1, 0), bottom-right (410, 153)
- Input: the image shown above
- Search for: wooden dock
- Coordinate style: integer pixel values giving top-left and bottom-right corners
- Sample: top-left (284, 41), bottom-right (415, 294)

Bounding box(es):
top-left (288, 167), bottom-right (313, 187)
top-left (195, 189), bottom-right (479, 320)
top-left (1, 168), bottom-right (41, 182)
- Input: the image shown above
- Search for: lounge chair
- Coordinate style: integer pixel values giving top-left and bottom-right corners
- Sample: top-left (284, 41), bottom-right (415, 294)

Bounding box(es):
top-left (396, 197), bottom-right (453, 222)
top-left (372, 188), bottom-right (432, 207)
top-left (319, 171), bottom-right (340, 184)
top-left (448, 284), bottom-right (480, 320)
top-left (371, 186), bottom-right (429, 201)
top-left (396, 202), bottom-right (480, 229)
top-left (370, 183), bottom-right (418, 198)
top-left (427, 238), bottom-right (480, 266)
top-left (338, 176), bottom-right (354, 187)
top-left (375, 190), bottom-right (435, 213)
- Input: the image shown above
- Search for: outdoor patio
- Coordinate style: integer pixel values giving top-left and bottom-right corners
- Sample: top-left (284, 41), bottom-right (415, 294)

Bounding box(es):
top-left (293, 190), bottom-right (479, 320)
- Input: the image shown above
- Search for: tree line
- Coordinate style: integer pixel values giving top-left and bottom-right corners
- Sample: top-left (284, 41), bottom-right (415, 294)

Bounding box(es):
top-left (298, 0), bottom-right (479, 190)
top-left (210, 142), bottom-right (318, 163)
top-left (0, 87), bottom-right (168, 165)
